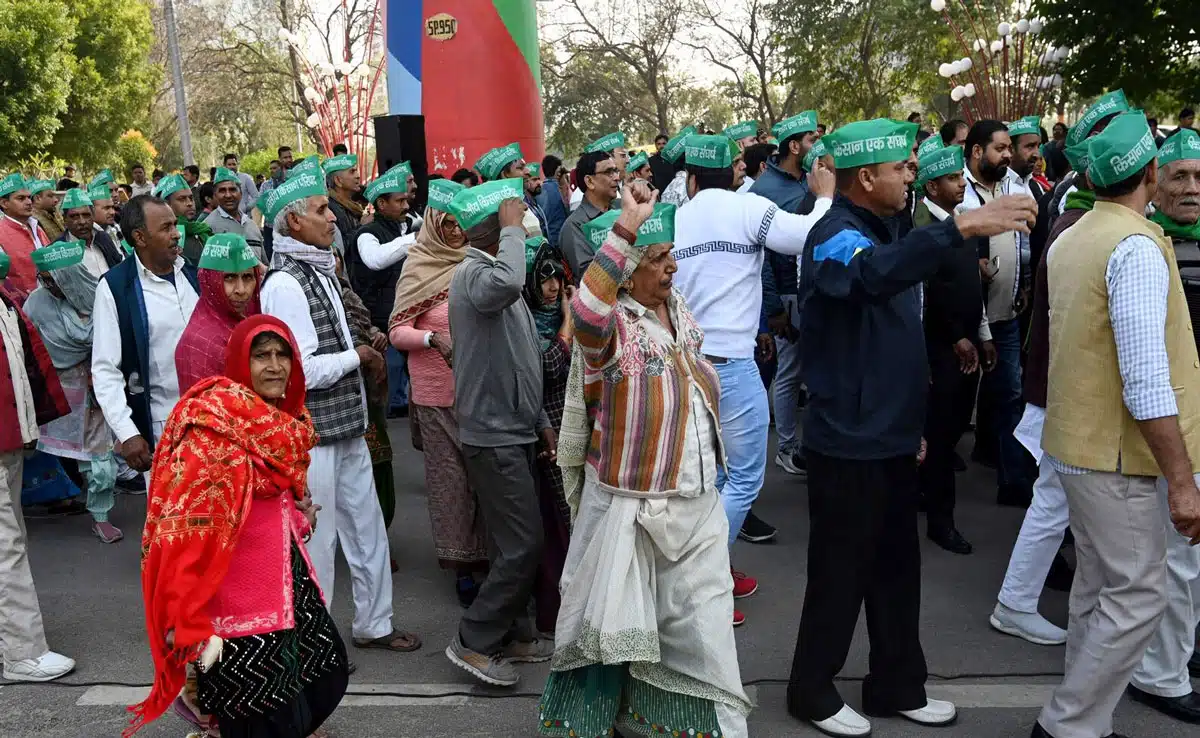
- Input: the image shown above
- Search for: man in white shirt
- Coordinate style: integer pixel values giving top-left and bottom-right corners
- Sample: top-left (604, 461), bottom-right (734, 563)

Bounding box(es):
top-left (204, 167), bottom-right (265, 262)
top-left (128, 164), bottom-right (153, 198)
top-left (57, 188), bottom-right (124, 277)
top-left (672, 134), bottom-right (835, 626)
top-left (221, 152), bottom-right (260, 215)
top-left (258, 172), bottom-right (419, 654)
top-left (92, 195), bottom-right (200, 482)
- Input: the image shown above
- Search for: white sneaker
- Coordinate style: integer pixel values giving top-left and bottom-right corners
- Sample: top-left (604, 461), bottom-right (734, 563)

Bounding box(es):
top-left (989, 603), bottom-right (1067, 646)
top-left (812, 704), bottom-right (872, 737)
top-left (898, 698), bottom-right (957, 726)
top-left (3, 651), bottom-right (76, 682)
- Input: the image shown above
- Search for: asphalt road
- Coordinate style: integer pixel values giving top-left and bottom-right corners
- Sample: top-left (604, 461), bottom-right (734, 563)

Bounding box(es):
top-left (2, 419), bottom-right (1195, 737)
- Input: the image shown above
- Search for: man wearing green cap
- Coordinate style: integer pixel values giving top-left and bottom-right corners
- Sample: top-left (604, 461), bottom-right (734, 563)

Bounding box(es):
top-left (1045, 90), bottom-right (1132, 228)
top-left (57, 188), bottom-right (123, 277)
top-left (87, 180), bottom-right (122, 249)
top-left (205, 167), bottom-right (265, 262)
top-left (751, 111), bottom-right (821, 213)
top-left (584, 131), bottom-right (629, 174)
top-left (259, 166), bottom-right (414, 655)
top-left (324, 154), bottom-right (364, 252)
top-left (153, 173), bottom-right (211, 266)
top-left (349, 164), bottom-right (419, 337)
top-left (1033, 112), bottom-right (1200, 738)
top-left (220, 153), bottom-right (259, 215)
top-left (0, 174), bottom-right (50, 295)
top-left (726, 120), bottom-right (759, 151)
top-left (443, 179), bottom-right (557, 686)
top-left (523, 161), bottom-right (549, 239)
top-left (788, 118), bottom-right (1037, 737)
top-left (626, 151), bottom-right (652, 187)
top-left (30, 180), bottom-right (64, 243)
top-left (561, 150), bottom-right (622, 279)
top-left (671, 133), bottom-right (835, 622)
top-left (1009, 116), bottom-right (1048, 200)
top-left (475, 143), bottom-right (526, 183)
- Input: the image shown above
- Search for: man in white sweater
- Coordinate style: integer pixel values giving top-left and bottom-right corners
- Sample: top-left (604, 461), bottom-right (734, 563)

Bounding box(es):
top-left (672, 134), bottom-right (835, 626)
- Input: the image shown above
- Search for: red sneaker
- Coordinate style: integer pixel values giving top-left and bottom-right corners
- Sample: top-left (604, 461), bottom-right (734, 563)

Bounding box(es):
top-left (731, 569), bottom-right (758, 599)
top-left (733, 609), bottom-right (745, 627)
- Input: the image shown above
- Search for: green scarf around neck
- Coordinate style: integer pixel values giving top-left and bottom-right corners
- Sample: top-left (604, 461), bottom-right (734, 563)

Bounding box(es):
top-left (178, 214), bottom-right (213, 240)
top-left (1151, 210), bottom-right (1200, 242)
top-left (1064, 189), bottom-right (1096, 212)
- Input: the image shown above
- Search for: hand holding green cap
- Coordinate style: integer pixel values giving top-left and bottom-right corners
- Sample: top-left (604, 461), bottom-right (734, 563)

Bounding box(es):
top-left (772, 111), bottom-right (819, 143)
top-left (447, 179), bottom-right (525, 230)
top-left (1085, 111), bottom-right (1157, 188)
top-left (1158, 129), bottom-right (1200, 167)
top-left (427, 178), bottom-right (465, 213)
top-left (60, 188), bottom-right (93, 211)
top-left (824, 119), bottom-right (918, 169)
top-left (803, 140), bottom-right (829, 172)
top-left (198, 233), bottom-right (260, 273)
top-left (581, 202), bottom-right (676, 250)
top-left (31, 241), bottom-right (85, 272)
top-left (153, 173), bottom-right (189, 200)
top-left (584, 132), bottom-right (626, 154)
top-left (917, 145), bottom-right (965, 186)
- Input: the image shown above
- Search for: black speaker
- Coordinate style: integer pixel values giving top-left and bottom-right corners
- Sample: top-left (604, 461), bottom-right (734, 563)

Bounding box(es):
top-left (373, 114), bottom-right (428, 208)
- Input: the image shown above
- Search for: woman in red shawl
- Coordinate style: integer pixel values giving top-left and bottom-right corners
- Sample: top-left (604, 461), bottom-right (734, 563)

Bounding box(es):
top-left (176, 234), bottom-right (262, 394)
top-left (127, 314), bottom-right (348, 738)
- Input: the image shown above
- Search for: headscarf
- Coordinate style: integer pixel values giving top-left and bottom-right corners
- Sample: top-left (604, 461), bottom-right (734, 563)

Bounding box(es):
top-left (388, 207), bottom-right (466, 327)
top-left (522, 238), bottom-right (565, 351)
top-left (175, 266), bottom-right (262, 394)
top-left (127, 315), bottom-right (312, 736)
top-left (22, 263), bottom-right (99, 369)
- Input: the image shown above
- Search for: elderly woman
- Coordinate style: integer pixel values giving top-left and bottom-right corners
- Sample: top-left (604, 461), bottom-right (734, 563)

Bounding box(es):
top-left (538, 184), bottom-right (751, 737)
top-left (389, 179), bottom-right (490, 606)
top-left (127, 315), bottom-right (348, 738)
top-left (23, 242), bottom-right (121, 542)
top-left (175, 234), bottom-right (262, 393)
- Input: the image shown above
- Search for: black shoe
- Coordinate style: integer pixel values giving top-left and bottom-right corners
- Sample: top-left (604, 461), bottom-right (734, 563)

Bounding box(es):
top-left (738, 510), bottom-right (777, 543)
top-left (1189, 650), bottom-right (1200, 679)
top-left (1031, 722), bottom-right (1052, 738)
top-left (927, 525), bottom-right (973, 555)
top-left (997, 484), bottom-right (1033, 508)
top-left (1126, 684), bottom-right (1200, 723)
top-left (387, 406), bottom-right (409, 419)
top-left (115, 474), bottom-right (146, 494)
top-left (1045, 550), bottom-right (1075, 592)
top-left (951, 451), bottom-right (968, 472)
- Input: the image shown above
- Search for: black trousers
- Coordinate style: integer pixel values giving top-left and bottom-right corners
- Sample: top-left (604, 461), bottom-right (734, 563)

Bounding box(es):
top-left (788, 450), bottom-right (928, 721)
top-left (919, 344), bottom-right (981, 530)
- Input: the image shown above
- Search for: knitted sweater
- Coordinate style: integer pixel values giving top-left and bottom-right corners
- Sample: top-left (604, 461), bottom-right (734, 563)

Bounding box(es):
top-left (389, 301), bottom-right (455, 408)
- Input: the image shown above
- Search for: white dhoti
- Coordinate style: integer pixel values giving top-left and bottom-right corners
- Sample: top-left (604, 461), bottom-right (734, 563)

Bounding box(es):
top-left (306, 435), bottom-right (393, 640)
top-left (538, 470), bottom-right (752, 738)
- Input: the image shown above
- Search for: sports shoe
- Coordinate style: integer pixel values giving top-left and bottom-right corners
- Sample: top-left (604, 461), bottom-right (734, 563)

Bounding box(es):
top-left (733, 609), bottom-right (745, 627)
top-left (445, 635), bottom-right (518, 687)
top-left (92, 521), bottom-right (123, 544)
top-left (3, 651), bottom-right (75, 682)
top-left (738, 510), bottom-right (777, 543)
top-left (731, 569), bottom-right (758, 599)
top-left (989, 603), bottom-right (1067, 646)
top-left (502, 637), bottom-right (554, 663)
top-left (811, 704), bottom-right (871, 737)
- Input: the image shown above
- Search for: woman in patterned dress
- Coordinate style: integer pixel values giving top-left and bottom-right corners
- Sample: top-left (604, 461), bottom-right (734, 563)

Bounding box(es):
top-left (127, 315), bottom-right (348, 738)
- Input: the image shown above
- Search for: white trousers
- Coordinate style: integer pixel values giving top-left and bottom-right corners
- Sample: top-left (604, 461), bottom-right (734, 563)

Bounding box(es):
top-left (1130, 476), bottom-right (1200, 699)
top-left (0, 452), bottom-right (49, 663)
top-left (307, 436), bottom-right (393, 640)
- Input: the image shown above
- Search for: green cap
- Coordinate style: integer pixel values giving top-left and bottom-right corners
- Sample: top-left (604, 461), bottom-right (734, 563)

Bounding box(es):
top-left (802, 140), bottom-right (829, 172)
top-left (1008, 115), bottom-right (1041, 139)
top-left (447, 179), bottom-right (525, 230)
top-left (1067, 89), bottom-right (1130, 147)
top-left (27, 179), bottom-right (55, 196)
top-left (916, 134), bottom-right (944, 160)
top-left (0, 250), bottom-right (9, 280)
top-left (87, 183), bottom-right (112, 202)
top-left (724, 121), bottom-right (758, 141)
top-left (0, 173), bottom-right (28, 198)
top-left (89, 169), bottom-right (114, 188)
top-left (60, 188), bottom-right (93, 211)
top-left (286, 156), bottom-right (321, 180)
top-left (526, 162), bottom-right (541, 177)
top-left (31, 241), bottom-right (85, 272)
top-left (1158, 129), bottom-right (1200, 168)
top-left (257, 165), bottom-right (326, 222)
top-left (153, 173), bottom-right (189, 200)
top-left (627, 151), bottom-right (649, 173)
top-left (524, 235), bottom-right (550, 270)
top-left (772, 111), bottom-right (819, 143)
top-left (824, 119), bottom-right (919, 169)
top-left (198, 233), bottom-right (260, 273)
top-left (917, 145), bottom-right (966, 186)
top-left (584, 132), bottom-right (626, 153)
top-left (581, 203), bottom-right (677, 249)
top-left (1085, 111), bottom-right (1157, 188)
top-left (427, 178), bottom-right (465, 212)
top-left (475, 143), bottom-right (523, 181)
top-left (1064, 138), bottom-right (1092, 172)
top-left (662, 126), bottom-right (697, 163)
top-left (683, 134), bottom-right (734, 169)
top-left (213, 167), bottom-right (240, 186)
top-left (364, 163), bottom-right (414, 203)
top-left (321, 154), bottom-right (357, 176)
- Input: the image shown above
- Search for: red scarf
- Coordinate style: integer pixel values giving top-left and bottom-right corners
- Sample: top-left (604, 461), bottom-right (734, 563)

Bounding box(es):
top-left (126, 316), bottom-right (311, 736)
top-left (175, 268), bottom-right (262, 395)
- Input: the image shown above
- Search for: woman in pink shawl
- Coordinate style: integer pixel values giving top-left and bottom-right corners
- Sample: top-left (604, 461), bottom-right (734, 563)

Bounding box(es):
top-left (176, 234), bottom-right (262, 394)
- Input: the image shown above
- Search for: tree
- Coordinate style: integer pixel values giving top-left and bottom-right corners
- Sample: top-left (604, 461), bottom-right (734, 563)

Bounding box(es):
top-left (49, 0), bottom-right (159, 169)
top-left (1033, 0), bottom-right (1199, 105)
top-left (0, 0), bottom-right (76, 166)
top-left (111, 130), bottom-right (158, 178)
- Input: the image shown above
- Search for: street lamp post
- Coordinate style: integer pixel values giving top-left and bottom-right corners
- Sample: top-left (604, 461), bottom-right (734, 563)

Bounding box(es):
top-left (163, 0), bottom-right (195, 165)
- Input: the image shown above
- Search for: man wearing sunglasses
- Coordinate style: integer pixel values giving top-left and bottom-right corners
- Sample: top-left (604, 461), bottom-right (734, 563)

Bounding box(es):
top-left (560, 150), bottom-right (621, 280)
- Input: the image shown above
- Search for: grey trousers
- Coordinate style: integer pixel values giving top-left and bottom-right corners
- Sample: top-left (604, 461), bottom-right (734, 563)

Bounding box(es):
top-left (0, 451), bottom-right (50, 663)
top-left (458, 443), bottom-right (544, 655)
top-left (1039, 470), bottom-right (1168, 738)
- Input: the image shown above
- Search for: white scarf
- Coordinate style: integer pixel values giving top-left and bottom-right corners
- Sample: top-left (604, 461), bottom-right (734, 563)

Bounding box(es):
top-left (270, 233), bottom-right (338, 277)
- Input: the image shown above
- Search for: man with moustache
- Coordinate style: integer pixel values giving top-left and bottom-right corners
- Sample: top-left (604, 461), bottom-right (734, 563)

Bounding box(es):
top-left (1008, 117), bottom-right (1047, 200)
top-left (204, 167), bottom-right (265, 262)
top-left (153, 174), bottom-right (210, 266)
top-left (29, 180), bottom-right (64, 242)
top-left (56, 189), bottom-right (123, 277)
top-left (561, 150), bottom-right (622, 280)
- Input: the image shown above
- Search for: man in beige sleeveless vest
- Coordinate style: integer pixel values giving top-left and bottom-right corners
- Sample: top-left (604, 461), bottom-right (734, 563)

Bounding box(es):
top-left (1036, 112), bottom-right (1200, 738)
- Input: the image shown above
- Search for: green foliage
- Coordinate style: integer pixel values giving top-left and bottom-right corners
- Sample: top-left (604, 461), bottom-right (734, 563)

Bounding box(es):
top-left (0, 0), bottom-right (76, 165)
top-left (238, 149), bottom-right (280, 178)
top-left (110, 130), bottom-right (158, 180)
top-left (1033, 0), bottom-right (1199, 105)
top-left (13, 153), bottom-right (72, 181)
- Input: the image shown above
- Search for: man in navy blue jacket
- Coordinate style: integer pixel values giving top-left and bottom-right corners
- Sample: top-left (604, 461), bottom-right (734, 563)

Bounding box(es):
top-left (786, 119), bottom-right (1037, 738)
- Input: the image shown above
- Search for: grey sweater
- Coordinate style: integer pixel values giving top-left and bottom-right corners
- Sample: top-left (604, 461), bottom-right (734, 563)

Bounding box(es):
top-left (448, 225), bottom-right (549, 447)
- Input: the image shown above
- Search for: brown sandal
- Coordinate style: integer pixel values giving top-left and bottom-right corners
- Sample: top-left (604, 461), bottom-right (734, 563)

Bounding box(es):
top-left (352, 629), bottom-right (422, 652)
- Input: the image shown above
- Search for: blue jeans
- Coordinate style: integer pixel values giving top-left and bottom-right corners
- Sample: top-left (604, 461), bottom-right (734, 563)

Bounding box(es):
top-left (982, 319), bottom-right (1032, 489)
top-left (386, 345), bottom-right (409, 412)
top-left (773, 294), bottom-right (804, 455)
top-left (714, 358), bottom-right (771, 547)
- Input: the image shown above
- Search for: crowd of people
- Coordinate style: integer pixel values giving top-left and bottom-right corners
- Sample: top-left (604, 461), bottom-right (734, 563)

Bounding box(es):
top-left (0, 91), bottom-right (1198, 738)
